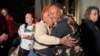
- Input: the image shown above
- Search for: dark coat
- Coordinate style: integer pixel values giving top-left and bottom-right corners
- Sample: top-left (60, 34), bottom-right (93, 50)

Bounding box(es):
top-left (0, 15), bottom-right (8, 35)
top-left (96, 15), bottom-right (100, 29)
top-left (50, 15), bottom-right (81, 56)
top-left (51, 15), bottom-right (79, 39)
top-left (51, 18), bottom-right (70, 38)
top-left (80, 19), bottom-right (100, 56)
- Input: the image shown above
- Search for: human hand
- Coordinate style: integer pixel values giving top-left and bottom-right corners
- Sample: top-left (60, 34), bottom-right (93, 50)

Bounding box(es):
top-left (29, 44), bottom-right (34, 50)
top-left (74, 46), bottom-right (83, 53)
top-left (26, 34), bottom-right (34, 40)
top-left (0, 33), bottom-right (8, 43)
top-left (60, 34), bottom-right (76, 47)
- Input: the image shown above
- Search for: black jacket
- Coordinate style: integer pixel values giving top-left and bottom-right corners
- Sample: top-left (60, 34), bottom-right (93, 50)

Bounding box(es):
top-left (0, 16), bottom-right (8, 35)
top-left (80, 19), bottom-right (100, 56)
top-left (51, 15), bottom-right (79, 39)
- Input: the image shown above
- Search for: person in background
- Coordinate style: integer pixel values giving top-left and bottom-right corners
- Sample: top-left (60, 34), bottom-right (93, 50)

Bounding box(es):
top-left (34, 4), bottom-right (75, 56)
top-left (0, 14), bottom-right (9, 56)
top-left (0, 8), bottom-right (15, 38)
top-left (0, 14), bottom-right (8, 43)
top-left (18, 12), bottom-right (38, 56)
top-left (80, 6), bottom-right (100, 56)
top-left (0, 8), bottom-right (15, 56)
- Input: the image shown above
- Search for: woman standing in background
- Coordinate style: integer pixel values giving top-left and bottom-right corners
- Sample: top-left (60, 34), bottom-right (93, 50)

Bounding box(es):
top-left (80, 6), bottom-right (100, 56)
top-left (0, 8), bottom-right (15, 56)
top-left (18, 12), bottom-right (38, 56)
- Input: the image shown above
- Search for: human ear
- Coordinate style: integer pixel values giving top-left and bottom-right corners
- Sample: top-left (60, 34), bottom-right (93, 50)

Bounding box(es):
top-left (60, 9), bottom-right (63, 14)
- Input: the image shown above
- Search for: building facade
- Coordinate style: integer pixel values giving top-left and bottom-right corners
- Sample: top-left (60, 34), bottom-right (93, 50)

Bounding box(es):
top-left (35, 0), bottom-right (100, 24)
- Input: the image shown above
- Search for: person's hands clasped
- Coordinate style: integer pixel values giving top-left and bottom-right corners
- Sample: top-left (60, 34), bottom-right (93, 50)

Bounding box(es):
top-left (0, 33), bottom-right (8, 43)
top-left (60, 34), bottom-right (76, 47)
top-left (25, 34), bottom-right (34, 40)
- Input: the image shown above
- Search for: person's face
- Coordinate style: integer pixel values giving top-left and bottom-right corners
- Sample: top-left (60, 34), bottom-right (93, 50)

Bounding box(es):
top-left (25, 13), bottom-right (33, 24)
top-left (1, 9), bottom-right (8, 17)
top-left (48, 6), bottom-right (61, 24)
top-left (89, 9), bottom-right (99, 22)
top-left (43, 11), bottom-right (54, 28)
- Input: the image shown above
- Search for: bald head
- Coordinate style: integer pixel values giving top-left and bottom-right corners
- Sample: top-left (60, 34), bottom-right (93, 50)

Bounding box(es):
top-left (48, 5), bottom-right (63, 24)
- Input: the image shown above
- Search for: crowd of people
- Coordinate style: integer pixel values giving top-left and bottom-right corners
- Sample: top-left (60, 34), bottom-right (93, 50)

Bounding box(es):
top-left (0, 3), bottom-right (100, 56)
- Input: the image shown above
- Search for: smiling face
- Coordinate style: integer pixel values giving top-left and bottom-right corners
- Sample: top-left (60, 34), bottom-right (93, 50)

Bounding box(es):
top-left (25, 13), bottom-right (33, 25)
top-left (48, 5), bottom-right (62, 25)
top-left (42, 11), bottom-right (54, 28)
top-left (41, 5), bottom-right (55, 28)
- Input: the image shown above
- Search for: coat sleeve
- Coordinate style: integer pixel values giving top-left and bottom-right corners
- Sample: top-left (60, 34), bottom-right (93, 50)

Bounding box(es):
top-left (34, 22), bottom-right (60, 45)
top-left (18, 24), bottom-right (27, 38)
top-left (8, 18), bottom-right (15, 38)
top-left (51, 22), bottom-right (69, 38)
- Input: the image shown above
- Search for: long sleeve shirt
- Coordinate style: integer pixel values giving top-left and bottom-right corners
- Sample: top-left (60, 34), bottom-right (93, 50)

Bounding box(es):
top-left (5, 17), bottom-right (14, 38)
top-left (18, 24), bottom-right (35, 50)
top-left (34, 21), bottom-right (60, 50)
